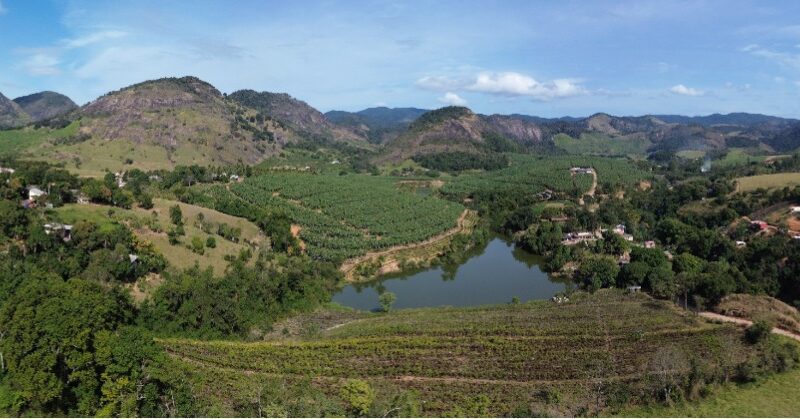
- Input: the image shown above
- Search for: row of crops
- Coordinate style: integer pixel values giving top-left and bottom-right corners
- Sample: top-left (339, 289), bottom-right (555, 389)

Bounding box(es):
top-left (211, 174), bottom-right (464, 262)
top-left (161, 292), bottom-right (751, 414)
top-left (442, 155), bottom-right (651, 198)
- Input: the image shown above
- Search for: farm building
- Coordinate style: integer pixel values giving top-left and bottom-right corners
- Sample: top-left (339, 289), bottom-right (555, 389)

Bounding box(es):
top-left (570, 167), bottom-right (593, 174)
top-left (750, 220), bottom-right (769, 231)
top-left (27, 186), bottom-right (45, 200)
top-left (644, 240), bottom-right (656, 249)
top-left (0, 166), bottom-right (15, 174)
top-left (792, 206), bottom-right (800, 214)
top-left (736, 241), bottom-right (747, 248)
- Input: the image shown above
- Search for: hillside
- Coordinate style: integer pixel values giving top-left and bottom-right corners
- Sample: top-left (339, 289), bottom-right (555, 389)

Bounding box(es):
top-left (0, 92), bottom-right (31, 129)
top-left (13, 91), bottom-right (77, 122)
top-left (227, 89), bottom-right (368, 147)
top-left (31, 77), bottom-right (297, 175)
top-left (379, 106), bottom-right (543, 162)
top-left (159, 290), bottom-right (776, 416)
top-left (326, 107), bottom-right (428, 143)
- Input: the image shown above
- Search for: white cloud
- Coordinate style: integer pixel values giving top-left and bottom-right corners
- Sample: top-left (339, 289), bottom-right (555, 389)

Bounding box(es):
top-left (416, 71), bottom-right (587, 101)
top-left (669, 84), bottom-right (705, 96)
top-left (62, 30), bottom-right (127, 49)
top-left (743, 44), bottom-right (800, 70)
top-left (438, 92), bottom-right (467, 106)
top-left (22, 52), bottom-right (61, 75)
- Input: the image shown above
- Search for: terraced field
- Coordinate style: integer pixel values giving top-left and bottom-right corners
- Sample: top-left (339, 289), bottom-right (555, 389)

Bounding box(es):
top-left (192, 173), bottom-right (464, 263)
top-left (159, 291), bottom-right (760, 416)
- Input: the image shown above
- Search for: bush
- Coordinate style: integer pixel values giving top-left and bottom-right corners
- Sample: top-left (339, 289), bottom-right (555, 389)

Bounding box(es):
top-left (745, 320), bottom-right (773, 344)
top-left (190, 237), bottom-right (205, 255)
top-left (340, 380), bottom-right (375, 416)
top-left (379, 292), bottom-right (396, 312)
top-left (206, 236), bottom-right (216, 248)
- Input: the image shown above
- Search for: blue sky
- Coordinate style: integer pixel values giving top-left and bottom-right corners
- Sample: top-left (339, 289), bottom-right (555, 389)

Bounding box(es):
top-left (1, 0), bottom-right (799, 117)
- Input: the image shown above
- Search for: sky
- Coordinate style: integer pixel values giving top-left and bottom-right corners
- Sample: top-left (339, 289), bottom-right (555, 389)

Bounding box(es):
top-left (1, 0), bottom-right (800, 117)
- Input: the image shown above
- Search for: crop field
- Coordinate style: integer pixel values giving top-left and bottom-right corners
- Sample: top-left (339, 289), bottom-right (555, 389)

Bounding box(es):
top-left (442, 155), bottom-right (650, 199)
top-left (735, 172), bottom-right (800, 192)
top-left (554, 132), bottom-right (651, 156)
top-left (159, 290), bottom-right (759, 416)
top-left (193, 173), bottom-right (464, 262)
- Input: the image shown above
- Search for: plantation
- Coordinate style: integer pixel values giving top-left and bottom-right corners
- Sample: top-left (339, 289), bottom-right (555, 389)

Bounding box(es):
top-left (735, 172), bottom-right (800, 192)
top-left (441, 155), bottom-right (650, 199)
top-left (158, 290), bottom-right (793, 416)
top-left (191, 173), bottom-right (464, 262)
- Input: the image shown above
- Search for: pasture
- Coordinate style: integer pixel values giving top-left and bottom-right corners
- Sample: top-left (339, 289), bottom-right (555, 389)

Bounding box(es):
top-left (735, 172), bottom-right (800, 192)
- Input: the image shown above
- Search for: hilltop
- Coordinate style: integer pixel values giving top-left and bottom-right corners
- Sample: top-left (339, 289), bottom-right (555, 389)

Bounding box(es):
top-left (325, 106), bottom-right (428, 143)
top-left (13, 91), bottom-right (77, 122)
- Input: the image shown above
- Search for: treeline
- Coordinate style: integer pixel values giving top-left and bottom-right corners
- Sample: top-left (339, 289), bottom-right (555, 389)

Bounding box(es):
top-left (0, 163), bottom-right (342, 416)
top-left (412, 151), bottom-right (509, 172)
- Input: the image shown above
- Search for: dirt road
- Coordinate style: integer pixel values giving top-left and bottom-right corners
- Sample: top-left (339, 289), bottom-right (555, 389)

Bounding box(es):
top-left (699, 311), bottom-right (800, 342)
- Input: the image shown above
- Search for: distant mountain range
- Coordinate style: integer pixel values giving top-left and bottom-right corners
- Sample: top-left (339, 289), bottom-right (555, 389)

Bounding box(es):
top-left (1, 76), bottom-right (799, 172)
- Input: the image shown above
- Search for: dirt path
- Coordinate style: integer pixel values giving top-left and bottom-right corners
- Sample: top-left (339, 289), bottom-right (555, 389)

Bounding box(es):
top-left (577, 168), bottom-right (597, 206)
top-left (340, 209), bottom-right (472, 279)
top-left (699, 312), bottom-right (800, 342)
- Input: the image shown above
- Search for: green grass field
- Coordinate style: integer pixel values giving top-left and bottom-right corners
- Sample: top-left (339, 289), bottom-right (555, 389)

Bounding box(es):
top-left (620, 366), bottom-right (800, 417)
top-left (53, 199), bottom-right (263, 273)
top-left (0, 121), bottom-right (80, 155)
top-left (158, 290), bottom-right (768, 416)
top-left (735, 172), bottom-right (800, 192)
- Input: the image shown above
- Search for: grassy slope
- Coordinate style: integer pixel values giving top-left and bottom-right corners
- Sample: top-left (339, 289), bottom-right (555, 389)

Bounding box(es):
top-left (736, 172), bottom-right (800, 192)
top-left (53, 198), bottom-right (263, 274)
top-left (554, 132), bottom-right (650, 156)
top-left (158, 290), bottom-right (761, 416)
top-left (0, 121), bottom-right (80, 155)
top-left (620, 365), bottom-right (800, 417)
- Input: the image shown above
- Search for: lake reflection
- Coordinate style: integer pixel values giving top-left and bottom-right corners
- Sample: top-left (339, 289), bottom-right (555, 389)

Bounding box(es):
top-left (333, 237), bottom-right (570, 311)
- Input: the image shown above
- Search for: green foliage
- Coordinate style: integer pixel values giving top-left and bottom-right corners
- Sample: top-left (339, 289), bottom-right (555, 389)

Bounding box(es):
top-left (169, 204), bottom-right (183, 225)
top-left (579, 255), bottom-right (620, 292)
top-left (190, 236), bottom-right (205, 255)
top-left (205, 236), bottom-right (216, 248)
top-left (379, 291), bottom-right (397, 312)
top-left (339, 379), bottom-right (375, 416)
top-left (746, 320), bottom-right (774, 344)
top-left (412, 151), bottom-right (508, 172)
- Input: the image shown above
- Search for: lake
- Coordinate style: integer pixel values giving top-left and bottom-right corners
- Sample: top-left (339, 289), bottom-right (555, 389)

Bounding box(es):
top-left (333, 236), bottom-right (570, 311)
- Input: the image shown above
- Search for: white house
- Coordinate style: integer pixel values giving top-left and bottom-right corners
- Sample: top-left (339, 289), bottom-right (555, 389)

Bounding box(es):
top-left (0, 167), bottom-right (15, 174)
top-left (735, 240), bottom-right (747, 248)
top-left (791, 206), bottom-right (800, 214)
top-left (28, 186), bottom-right (45, 200)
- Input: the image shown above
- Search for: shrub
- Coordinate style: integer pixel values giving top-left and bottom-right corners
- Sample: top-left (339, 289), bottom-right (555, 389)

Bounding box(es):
top-left (745, 320), bottom-right (773, 344)
top-left (206, 236), bottom-right (216, 248)
top-left (340, 380), bottom-right (374, 416)
top-left (190, 237), bottom-right (205, 255)
top-left (379, 292), bottom-right (396, 313)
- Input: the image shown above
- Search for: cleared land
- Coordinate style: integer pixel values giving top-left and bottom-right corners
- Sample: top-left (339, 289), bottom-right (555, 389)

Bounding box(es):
top-left (158, 290), bottom-right (765, 416)
top-left (620, 367), bottom-right (800, 417)
top-left (736, 172), bottom-right (800, 192)
top-left (53, 198), bottom-right (263, 273)
top-left (554, 132), bottom-right (651, 156)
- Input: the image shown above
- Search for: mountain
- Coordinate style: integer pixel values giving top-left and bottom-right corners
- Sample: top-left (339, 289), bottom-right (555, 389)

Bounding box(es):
top-left (651, 112), bottom-right (797, 127)
top-left (0, 92), bottom-right (31, 129)
top-left (379, 106), bottom-right (545, 162)
top-left (325, 107), bottom-right (428, 143)
top-left (13, 91), bottom-right (78, 122)
top-left (227, 90), bottom-right (367, 146)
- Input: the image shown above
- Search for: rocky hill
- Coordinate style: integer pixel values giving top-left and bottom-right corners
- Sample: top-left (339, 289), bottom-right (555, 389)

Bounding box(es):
top-left (227, 89), bottom-right (367, 147)
top-left (0, 92), bottom-right (31, 129)
top-left (13, 91), bottom-right (77, 122)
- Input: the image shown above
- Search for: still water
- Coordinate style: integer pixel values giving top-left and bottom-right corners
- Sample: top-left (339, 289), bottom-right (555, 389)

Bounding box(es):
top-left (333, 237), bottom-right (569, 311)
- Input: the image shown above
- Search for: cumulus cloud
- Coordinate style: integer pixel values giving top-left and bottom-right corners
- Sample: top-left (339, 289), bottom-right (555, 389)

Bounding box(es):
top-left (416, 71), bottom-right (587, 101)
top-left (669, 84), bottom-right (705, 96)
top-left (438, 92), bottom-right (467, 106)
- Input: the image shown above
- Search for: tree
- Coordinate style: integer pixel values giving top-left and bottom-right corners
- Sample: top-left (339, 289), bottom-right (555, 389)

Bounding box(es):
top-left (379, 292), bottom-right (396, 312)
top-left (340, 379), bottom-right (375, 416)
top-left (137, 193), bottom-right (154, 210)
top-left (190, 237), bottom-right (205, 255)
top-left (169, 204), bottom-right (183, 226)
top-left (579, 255), bottom-right (620, 292)
top-left (205, 236), bottom-right (216, 248)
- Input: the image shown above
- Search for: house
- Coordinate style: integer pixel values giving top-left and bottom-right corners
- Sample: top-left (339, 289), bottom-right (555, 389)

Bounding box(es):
top-left (792, 234), bottom-right (800, 240)
top-left (330, 159), bottom-right (340, 165)
top-left (0, 166), bottom-right (15, 174)
top-left (129, 254), bottom-right (139, 264)
top-left (791, 206), bottom-right (800, 214)
top-left (27, 186), bottom-right (45, 200)
top-left (627, 285), bottom-right (642, 293)
top-left (622, 234), bottom-right (634, 242)
top-left (148, 175), bottom-right (162, 182)
top-left (736, 240), bottom-right (747, 248)
top-left (229, 174), bottom-right (240, 182)
top-left (114, 171), bottom-right (126, 188)
top-left (644, 240), bottom-right (656, 249)
top-left (750, 220), bottom-right (769, 231)
top-left (570, 167), bottom-right (593, 174)
top-left (43, 223), bottom-right (73, 241)
top-left (21, 199), bottom-right (36, 209)
top-left (77, 194), bottom-right (90, 204)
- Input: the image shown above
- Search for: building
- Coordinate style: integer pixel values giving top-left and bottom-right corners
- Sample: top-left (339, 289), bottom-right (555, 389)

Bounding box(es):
top-left (27, 186), bottom-right (45, 200)
top-left (570, 167), bottom-right (593, 174)
top-left (644, 240), bottom-right (656, 249)
top-left (736, 240), bottom-right (747, 248)
top-left (750, 220), bottom-right (769, 231)
top-left (43, 223), bottom-right (73, 241)
top-left (77, 194), bottom-right (91, 204)
top-left (622, 234), bottom-right (634, 242)
top-left (0, 166), bottom-right (15, 174)
top-left (791, 206), bottom-right (800, 214)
